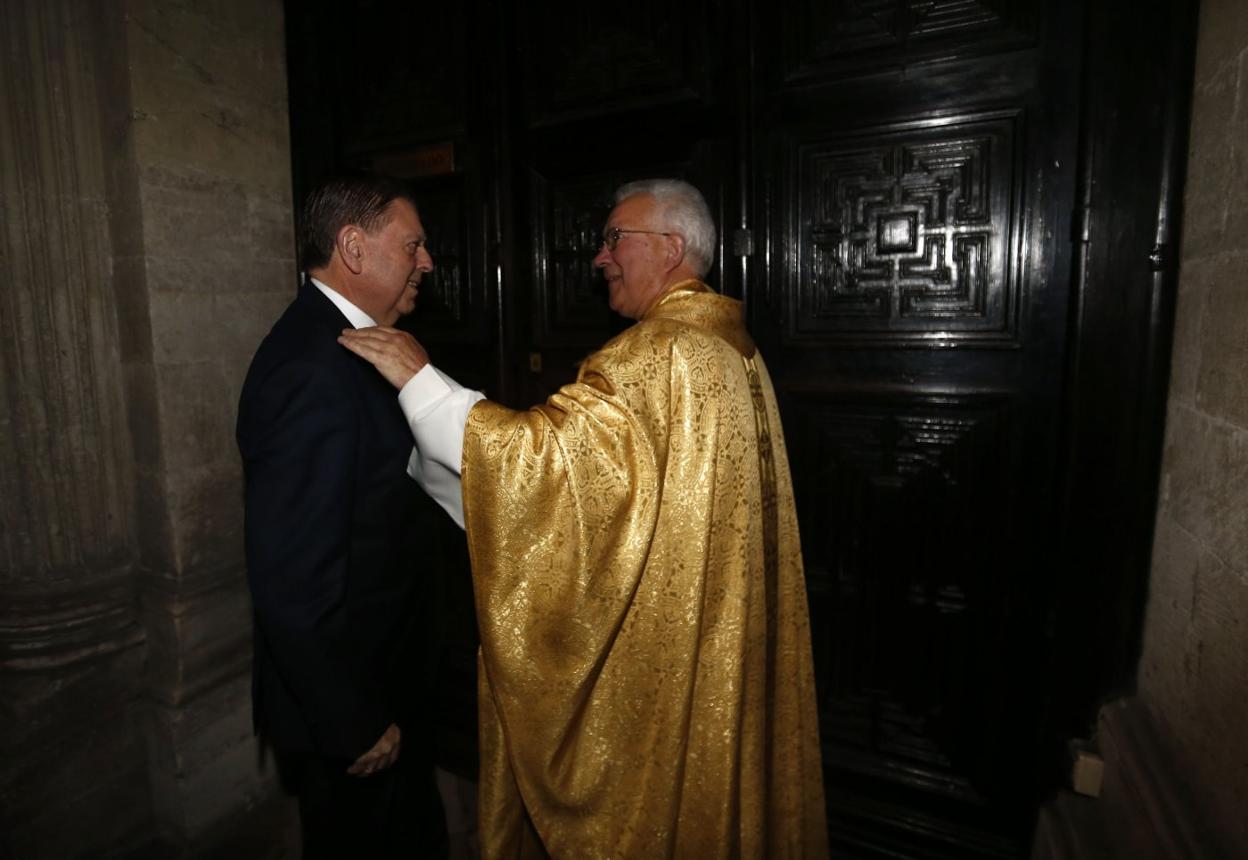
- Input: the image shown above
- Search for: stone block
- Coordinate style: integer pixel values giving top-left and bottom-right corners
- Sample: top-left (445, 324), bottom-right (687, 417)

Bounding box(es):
top-left (0, 620), bottom-right (145, 751)
top-left (242, 189), bottom-right (297, 261)
top-left (1165, 256), bottom-right (1211, 407)
top-left (145, 253), bottom-right (241, 296)
top-left (125, 0), bottom-right (293, 190)
top-left (146, 668), bottom-right (288, 844)
top-left (2, 686), bottom-right (152, 858)
top-left (1138, 514), bottom-right (1200, 714)
top-left (148, 289), bottom-right (217, 363)
top-left (142, 573), bottom-right (252, 707)
top-left (216, 285), bottom-right (297, 372)
top-left (134, 464), bottom-right (177, 574)
top-left (1179, 557), bottom-right (1248, 850)
top-left (1191, 0), bottom-right (1248, 88)
top-left (123, 360), bottom-right (166, 471)
top-left (126, 0), bottom-right (289, 110)
top-left (114, 254), bottom-right (156, 362)
top-left (166, 461), bottom-right (246, 576)
top-left (145, 253), bottom-right (294, 299)
top-left (131, 102), bottom-right (293, 190)
top-left (1156, 404), bottom-right (1248, 582)
top-left (1194, 256), bottom-right (1248, 427)
top-left (1179, 59), bottom-right (1236, 261)
top-left (179, 578), bottom-right (251, 662)
top-left (156, 359), bottom-right (237, 472)
top-left (139, 169), bottom-right (247, 266)
top-left (1140, 511), bottom-right (1248, 853)
top-left (1221, 55), bottom-right (1248, 253)
top-left (1097, 700), bottom-right (1221, 859)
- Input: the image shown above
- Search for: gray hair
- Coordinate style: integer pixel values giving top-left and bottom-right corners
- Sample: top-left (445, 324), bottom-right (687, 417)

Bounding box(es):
top-left (614, 178), bottom-right (716, 277)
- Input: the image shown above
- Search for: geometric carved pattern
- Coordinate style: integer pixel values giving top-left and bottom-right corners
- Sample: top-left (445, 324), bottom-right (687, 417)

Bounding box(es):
top-left (781, 0), bottom-right (1036, 85)
top-left (792, 390), bottom-right (1012, 804)
top-left (794, 111), bottom-right (1020, 345)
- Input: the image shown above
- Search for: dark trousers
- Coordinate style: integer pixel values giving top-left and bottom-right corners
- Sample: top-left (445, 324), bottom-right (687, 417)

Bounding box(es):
top-left (279, 750), bottom-right (448, 859)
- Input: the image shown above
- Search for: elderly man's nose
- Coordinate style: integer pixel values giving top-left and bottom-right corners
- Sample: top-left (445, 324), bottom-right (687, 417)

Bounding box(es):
top-left (593, 245), bottom-right (611, 268)
top-left (418, 248), bottom-right (434, 271)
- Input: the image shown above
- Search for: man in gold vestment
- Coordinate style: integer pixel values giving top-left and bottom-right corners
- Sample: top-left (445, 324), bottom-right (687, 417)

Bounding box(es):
top-left (340, 179), bottom-right (828, 858)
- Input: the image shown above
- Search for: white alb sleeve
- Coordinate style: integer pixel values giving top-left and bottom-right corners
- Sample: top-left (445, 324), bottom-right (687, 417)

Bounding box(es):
top-left (398, 364), bottom-right (485, 530)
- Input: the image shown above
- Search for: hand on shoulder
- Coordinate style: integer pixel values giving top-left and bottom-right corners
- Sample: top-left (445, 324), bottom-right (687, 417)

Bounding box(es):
top-left (338, 326), bottom-right (428, 390)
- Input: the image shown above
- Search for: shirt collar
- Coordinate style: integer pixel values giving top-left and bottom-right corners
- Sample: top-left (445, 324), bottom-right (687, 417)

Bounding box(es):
top-left (310, 277), bottom-right (377, 329)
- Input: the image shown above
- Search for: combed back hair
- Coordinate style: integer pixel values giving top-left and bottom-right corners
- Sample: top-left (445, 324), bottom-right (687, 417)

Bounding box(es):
top-left (614, 178), bottom-right (716, 277)
top-left (298, 173), bottom-right (416, 271)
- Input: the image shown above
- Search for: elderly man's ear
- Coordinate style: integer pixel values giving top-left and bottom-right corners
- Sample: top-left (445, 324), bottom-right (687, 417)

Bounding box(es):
top-left (665, 233), bottom-right (687, 271)
top-left (336, 224), bottom-right (365, 275)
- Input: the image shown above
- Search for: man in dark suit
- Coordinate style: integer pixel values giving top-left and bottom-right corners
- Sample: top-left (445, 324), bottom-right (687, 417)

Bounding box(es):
top-left (237, 174), bottom-right (444, 857)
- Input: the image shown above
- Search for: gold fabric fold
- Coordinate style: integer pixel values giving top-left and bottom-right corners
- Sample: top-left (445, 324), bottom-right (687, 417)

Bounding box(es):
top-left (462, 281), bottom-right (828, 859)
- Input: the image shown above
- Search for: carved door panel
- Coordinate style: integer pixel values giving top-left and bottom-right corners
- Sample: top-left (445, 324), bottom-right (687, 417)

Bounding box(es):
top-left (752, 1), bottom-right (1079, 855)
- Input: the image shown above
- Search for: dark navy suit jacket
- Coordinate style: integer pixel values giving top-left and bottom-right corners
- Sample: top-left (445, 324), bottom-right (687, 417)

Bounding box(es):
top-left (237, 283), bottom-right (428, 761)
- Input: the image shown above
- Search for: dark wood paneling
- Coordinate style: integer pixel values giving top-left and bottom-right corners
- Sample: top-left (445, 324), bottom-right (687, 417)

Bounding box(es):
top-left (529, 173), bottom-right (620, 345)
top-left (336, 2), bottom-right (469, 149)
top-left (779, 0), bottom-right (1039, 87)
top-left (793, 389), bottom-right (1024, 853)
top-left (517, 2), bottom-right (719, 124)
top-left (401, 175), bottom-right (493, 348)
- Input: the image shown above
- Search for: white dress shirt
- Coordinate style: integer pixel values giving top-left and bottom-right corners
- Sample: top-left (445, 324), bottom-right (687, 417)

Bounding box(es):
top-left (311, 277), bottom-right (376, 329)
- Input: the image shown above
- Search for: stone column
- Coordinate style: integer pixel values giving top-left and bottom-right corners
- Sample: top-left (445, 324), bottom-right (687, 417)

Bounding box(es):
top-left (0, 1), bottom-right (150, 854)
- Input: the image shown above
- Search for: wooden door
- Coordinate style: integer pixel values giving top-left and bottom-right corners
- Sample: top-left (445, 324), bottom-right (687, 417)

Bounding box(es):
top-left (749, 1), bottom-right (1081, 855)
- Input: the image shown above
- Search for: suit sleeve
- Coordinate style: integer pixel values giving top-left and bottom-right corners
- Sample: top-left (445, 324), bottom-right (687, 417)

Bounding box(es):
top-left (240, 358), bottom-right (391, 759)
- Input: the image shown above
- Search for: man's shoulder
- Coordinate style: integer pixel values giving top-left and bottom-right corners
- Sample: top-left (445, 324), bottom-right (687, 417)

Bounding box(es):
top-left (240, 302), bottom-right (358, 410)
top-left (251, 290), bottom-right (349, 363)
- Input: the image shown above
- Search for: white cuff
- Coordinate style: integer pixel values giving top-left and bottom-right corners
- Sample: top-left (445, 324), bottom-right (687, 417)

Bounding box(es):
top-left (398, 364), bottom-right (454, 421)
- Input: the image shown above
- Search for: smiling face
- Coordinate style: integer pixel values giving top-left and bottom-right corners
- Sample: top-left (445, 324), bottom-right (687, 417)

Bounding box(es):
top-left (358, 198), bottom-right (433, 325)
top-left (592, 194), bottom-right (673, 321)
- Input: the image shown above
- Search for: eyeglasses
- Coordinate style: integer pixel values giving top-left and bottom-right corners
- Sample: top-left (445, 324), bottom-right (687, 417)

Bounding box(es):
top-left (601, 227), bottom-right (672, 251)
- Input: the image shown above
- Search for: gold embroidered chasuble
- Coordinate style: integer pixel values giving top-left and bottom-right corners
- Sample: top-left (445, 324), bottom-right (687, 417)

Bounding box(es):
top-left (461, 280), bottom-right (828, 859)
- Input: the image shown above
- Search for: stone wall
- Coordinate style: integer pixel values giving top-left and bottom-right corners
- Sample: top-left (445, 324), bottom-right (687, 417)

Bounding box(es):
top-left (1139, 0), bottom-right (1248, 850)
top-left (0, 0), bottom-right (298, 855)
